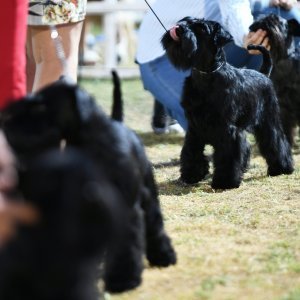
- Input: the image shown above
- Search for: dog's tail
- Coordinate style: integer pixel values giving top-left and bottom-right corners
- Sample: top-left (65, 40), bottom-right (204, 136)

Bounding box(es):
top-left (111, 70), bottom-right (124, 122)
top-left (247, 44), bottom-right (273, 77)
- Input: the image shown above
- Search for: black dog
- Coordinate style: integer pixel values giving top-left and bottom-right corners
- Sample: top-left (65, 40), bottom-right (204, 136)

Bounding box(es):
top-left (161, 17), bottom-right (294, 189)
top-left (0, 148), bottom-right (121, 300)
top-left (249, 14), bottom-right (300, 146)
top-left (0, 77), bottom-right (176, 293)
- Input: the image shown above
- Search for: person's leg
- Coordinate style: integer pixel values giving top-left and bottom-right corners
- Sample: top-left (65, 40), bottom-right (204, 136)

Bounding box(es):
top-left (28, 21), bottom-right (83, 93)
top-left (152, 100), bottom-right (168, 133)
top-left (26, 28), bottom-right (36, 93)
top-left (0, 0), bottom-right (27, 108)
top-left (139, 55), bottom-right (189, 130)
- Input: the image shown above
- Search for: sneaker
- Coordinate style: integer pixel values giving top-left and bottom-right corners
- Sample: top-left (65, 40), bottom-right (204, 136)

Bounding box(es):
top-left (152, 118), bottom-right (185, 135)
top-left (167, 119), bottom-right (185, 134)
top-left (151, 100), bottom-right (185, 135)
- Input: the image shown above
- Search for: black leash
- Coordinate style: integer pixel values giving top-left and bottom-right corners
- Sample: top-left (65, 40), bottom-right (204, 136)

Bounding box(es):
top-left (144, 0), bottom-right (168, 32)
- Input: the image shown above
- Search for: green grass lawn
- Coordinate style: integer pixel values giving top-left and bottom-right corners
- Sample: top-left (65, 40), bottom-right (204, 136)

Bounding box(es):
top-left (81, 78), bottom-right (300, 300)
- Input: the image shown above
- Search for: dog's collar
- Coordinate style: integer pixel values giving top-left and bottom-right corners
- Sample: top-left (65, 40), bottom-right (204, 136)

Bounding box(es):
top-left (192, 61), bottom-right (225, 75)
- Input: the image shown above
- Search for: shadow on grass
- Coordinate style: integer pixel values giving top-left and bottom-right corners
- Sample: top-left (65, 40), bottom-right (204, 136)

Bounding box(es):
top-left (157, 178), bottom-right (222, 196)
top-left (136, 132), bottom-right (184, 147)
top-left (152, 159), bottom-right (180, 169)
top-left (158, 173), bottom-right (272, 196)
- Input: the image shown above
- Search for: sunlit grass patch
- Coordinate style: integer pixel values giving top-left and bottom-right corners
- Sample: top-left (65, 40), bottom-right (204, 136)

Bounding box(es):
top-left (81, 78), bottom-right (300, 300)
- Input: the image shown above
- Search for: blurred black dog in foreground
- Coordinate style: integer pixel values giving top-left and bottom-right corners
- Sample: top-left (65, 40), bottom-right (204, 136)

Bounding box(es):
top-left (161, 17), bottom-right (293, 189)
top-left (249, 14), bottom-right (300, 146)
top-left (0, 73), bottom-right (176, 294)
top-left (0, 149), bottom-right (121, 300)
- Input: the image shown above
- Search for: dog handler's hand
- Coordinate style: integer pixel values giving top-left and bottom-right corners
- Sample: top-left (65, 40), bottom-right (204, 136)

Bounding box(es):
top-left (0, 131), bottom-right (39, 248)
top-left (244, 29), bottom-right (270, 55)
top-left (270, 0), bottom-right (298, 10)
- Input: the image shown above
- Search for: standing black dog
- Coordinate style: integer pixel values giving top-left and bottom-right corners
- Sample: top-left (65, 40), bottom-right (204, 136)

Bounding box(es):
top-left (249, 14), bottom-right (300, 146)
top-left (0, 148), bottom-right (122, 300)
top-left (0, 77), bottom-right (176, 293)
top-left (161, 17), bottom-right (294, 189)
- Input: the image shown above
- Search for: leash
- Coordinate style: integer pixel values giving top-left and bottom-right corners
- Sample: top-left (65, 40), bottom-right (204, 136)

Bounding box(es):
top-left (49, 25), bottom-right (68, 77)
top-left (143, 0), bottom-right (168, 32)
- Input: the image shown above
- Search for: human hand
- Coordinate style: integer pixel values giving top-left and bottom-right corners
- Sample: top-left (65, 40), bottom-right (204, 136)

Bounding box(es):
top-left (243, 29), bottom-right (270, 54)
top-left (0, 130), bottom-right (39, 248)
top-left (0, 131), bottom-right (17, 193)
top-left (0, 197), bottom-right (39, 248)
top-left (270, 0), bottom-right (297, 10)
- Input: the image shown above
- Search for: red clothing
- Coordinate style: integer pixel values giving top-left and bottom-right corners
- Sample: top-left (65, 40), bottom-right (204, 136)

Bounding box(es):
top-left (0, 0), bottom-right (27, 109)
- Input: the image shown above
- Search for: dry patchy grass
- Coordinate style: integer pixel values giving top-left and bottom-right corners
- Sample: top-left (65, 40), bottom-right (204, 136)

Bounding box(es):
top-left (81, 78), bottom-right (300, 300)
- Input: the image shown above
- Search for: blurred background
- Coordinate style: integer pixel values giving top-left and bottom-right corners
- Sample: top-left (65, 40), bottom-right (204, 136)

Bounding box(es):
top-left (79, 0), bottom-right (154, 78)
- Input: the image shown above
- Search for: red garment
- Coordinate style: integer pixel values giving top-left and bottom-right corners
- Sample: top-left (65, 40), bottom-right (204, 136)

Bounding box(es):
top-left (0, 0), bottom-right (27, 109)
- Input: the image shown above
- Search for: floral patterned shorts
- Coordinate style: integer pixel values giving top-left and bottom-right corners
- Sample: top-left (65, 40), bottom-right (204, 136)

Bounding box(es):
top-left (28, 0), bottom-right (87, 25)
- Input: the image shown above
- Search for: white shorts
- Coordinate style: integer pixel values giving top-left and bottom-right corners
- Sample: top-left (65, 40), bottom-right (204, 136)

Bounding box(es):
top-left (28, 0), bottom-right (87, 26)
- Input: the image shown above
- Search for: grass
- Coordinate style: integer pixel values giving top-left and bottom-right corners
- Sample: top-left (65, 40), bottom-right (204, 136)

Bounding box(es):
top-left (81, 77), bottom-right (300, 300)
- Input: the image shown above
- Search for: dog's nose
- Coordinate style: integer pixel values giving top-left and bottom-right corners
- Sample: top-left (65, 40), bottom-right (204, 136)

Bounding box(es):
top-left (169, 25), bottom-right (180, 41)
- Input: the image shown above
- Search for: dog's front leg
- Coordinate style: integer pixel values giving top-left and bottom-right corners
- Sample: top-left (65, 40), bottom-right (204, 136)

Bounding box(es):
top-left (180, 129), bottom-right (209, 184)
top-left (104, 205), bottom-right (144, 293)
top-left (141, 165), bottom-right (177, 267)
top-left (211, 129), bottom-right (247, 189)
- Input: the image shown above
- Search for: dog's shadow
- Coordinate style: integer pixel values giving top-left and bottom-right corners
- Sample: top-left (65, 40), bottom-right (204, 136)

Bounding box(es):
top-left (157, 178), bottom-right (216, 196)
top-left (156, 159), bottom-right (273, 196)
top-left (137, 132), bottom-right (184, 147)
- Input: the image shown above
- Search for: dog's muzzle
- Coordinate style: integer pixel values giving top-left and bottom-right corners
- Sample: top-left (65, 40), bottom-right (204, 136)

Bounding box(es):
top-left (169, 26), bottom-right (180, 41)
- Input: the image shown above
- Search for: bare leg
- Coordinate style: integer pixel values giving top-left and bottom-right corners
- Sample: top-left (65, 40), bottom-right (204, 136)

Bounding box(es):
top-left (26, 28), bottom-right (36, 93)
top-left (27, 21), bottom-right (83, 93)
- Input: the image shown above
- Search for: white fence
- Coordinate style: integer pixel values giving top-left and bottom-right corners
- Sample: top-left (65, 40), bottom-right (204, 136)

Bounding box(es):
top-left (79, 0), bottom-right (148, 78)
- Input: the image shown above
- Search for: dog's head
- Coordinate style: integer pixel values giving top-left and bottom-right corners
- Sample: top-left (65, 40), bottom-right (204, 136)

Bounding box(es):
top-left (161, 17), bottom-right (233, 70)
top-left (249, 14), bottom-right (300, 61)
top-left (18, 148), bottom-right (122, 256)
top-left (1, 79), bottom-right (103, 164)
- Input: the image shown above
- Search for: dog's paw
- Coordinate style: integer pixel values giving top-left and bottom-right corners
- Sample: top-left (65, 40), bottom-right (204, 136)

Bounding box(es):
top-left (211, 179), bottom-right (241, 190)
top-left (268, 165), bottom-right (294, 176)
top-left (105, 277), bottom-right (142, 293)
top-left (180, 173), bottom-right (206, 184)
top-left (146, 235), bottom-right (177, 267)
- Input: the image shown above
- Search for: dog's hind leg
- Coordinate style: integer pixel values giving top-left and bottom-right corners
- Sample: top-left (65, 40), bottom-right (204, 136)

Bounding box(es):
top-left (241, 132), bottom-right (251, 173)
top-left (142, 165), bottom-right (177, 267)
top-left (254, 99), bottom-right (294, 176)
top-left (104, 205), bottom-right (144, 293)
top-left (280, 101), bottom-right (298, 146)
top-left (180, 130), bottom-right (209, 184)
top-left (212, 129), bottom-right (247, 189)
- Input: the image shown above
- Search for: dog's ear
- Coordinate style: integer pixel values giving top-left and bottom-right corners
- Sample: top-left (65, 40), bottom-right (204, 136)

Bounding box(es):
top-left (213, 23), bottom-right (233, 46)
top-left (74, 87), bottom-right (97, 122)
top-left (288, 19), bottom-right (300, 36)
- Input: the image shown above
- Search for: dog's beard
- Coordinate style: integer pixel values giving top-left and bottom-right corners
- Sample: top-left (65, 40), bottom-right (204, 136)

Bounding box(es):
top-left (161, 32), bottom-right (196, 70)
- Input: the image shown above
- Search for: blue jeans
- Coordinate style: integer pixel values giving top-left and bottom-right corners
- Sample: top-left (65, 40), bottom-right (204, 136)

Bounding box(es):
top-left (139, 6), bottom-right (300, 130)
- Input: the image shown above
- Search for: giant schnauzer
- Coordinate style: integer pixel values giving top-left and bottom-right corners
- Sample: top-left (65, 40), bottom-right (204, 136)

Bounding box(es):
top-left (161, 17), bottom-right (294, 189)
top-left (250, 14), bottom-right (300, 146)
top-left (0, 76), bottom-right (176, 293)
top-left (0, 148), bottom-right (121, 300)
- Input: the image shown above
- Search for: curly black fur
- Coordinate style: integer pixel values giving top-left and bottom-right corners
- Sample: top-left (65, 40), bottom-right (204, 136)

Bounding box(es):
top-left (161, 17), bottom-right (294, 189)
top-left (250, 14), bottom-right (300, 145)
top-left (0, 149), bottom-right (121, 300)
top-left (0, 78), bottom-right (176, 294)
